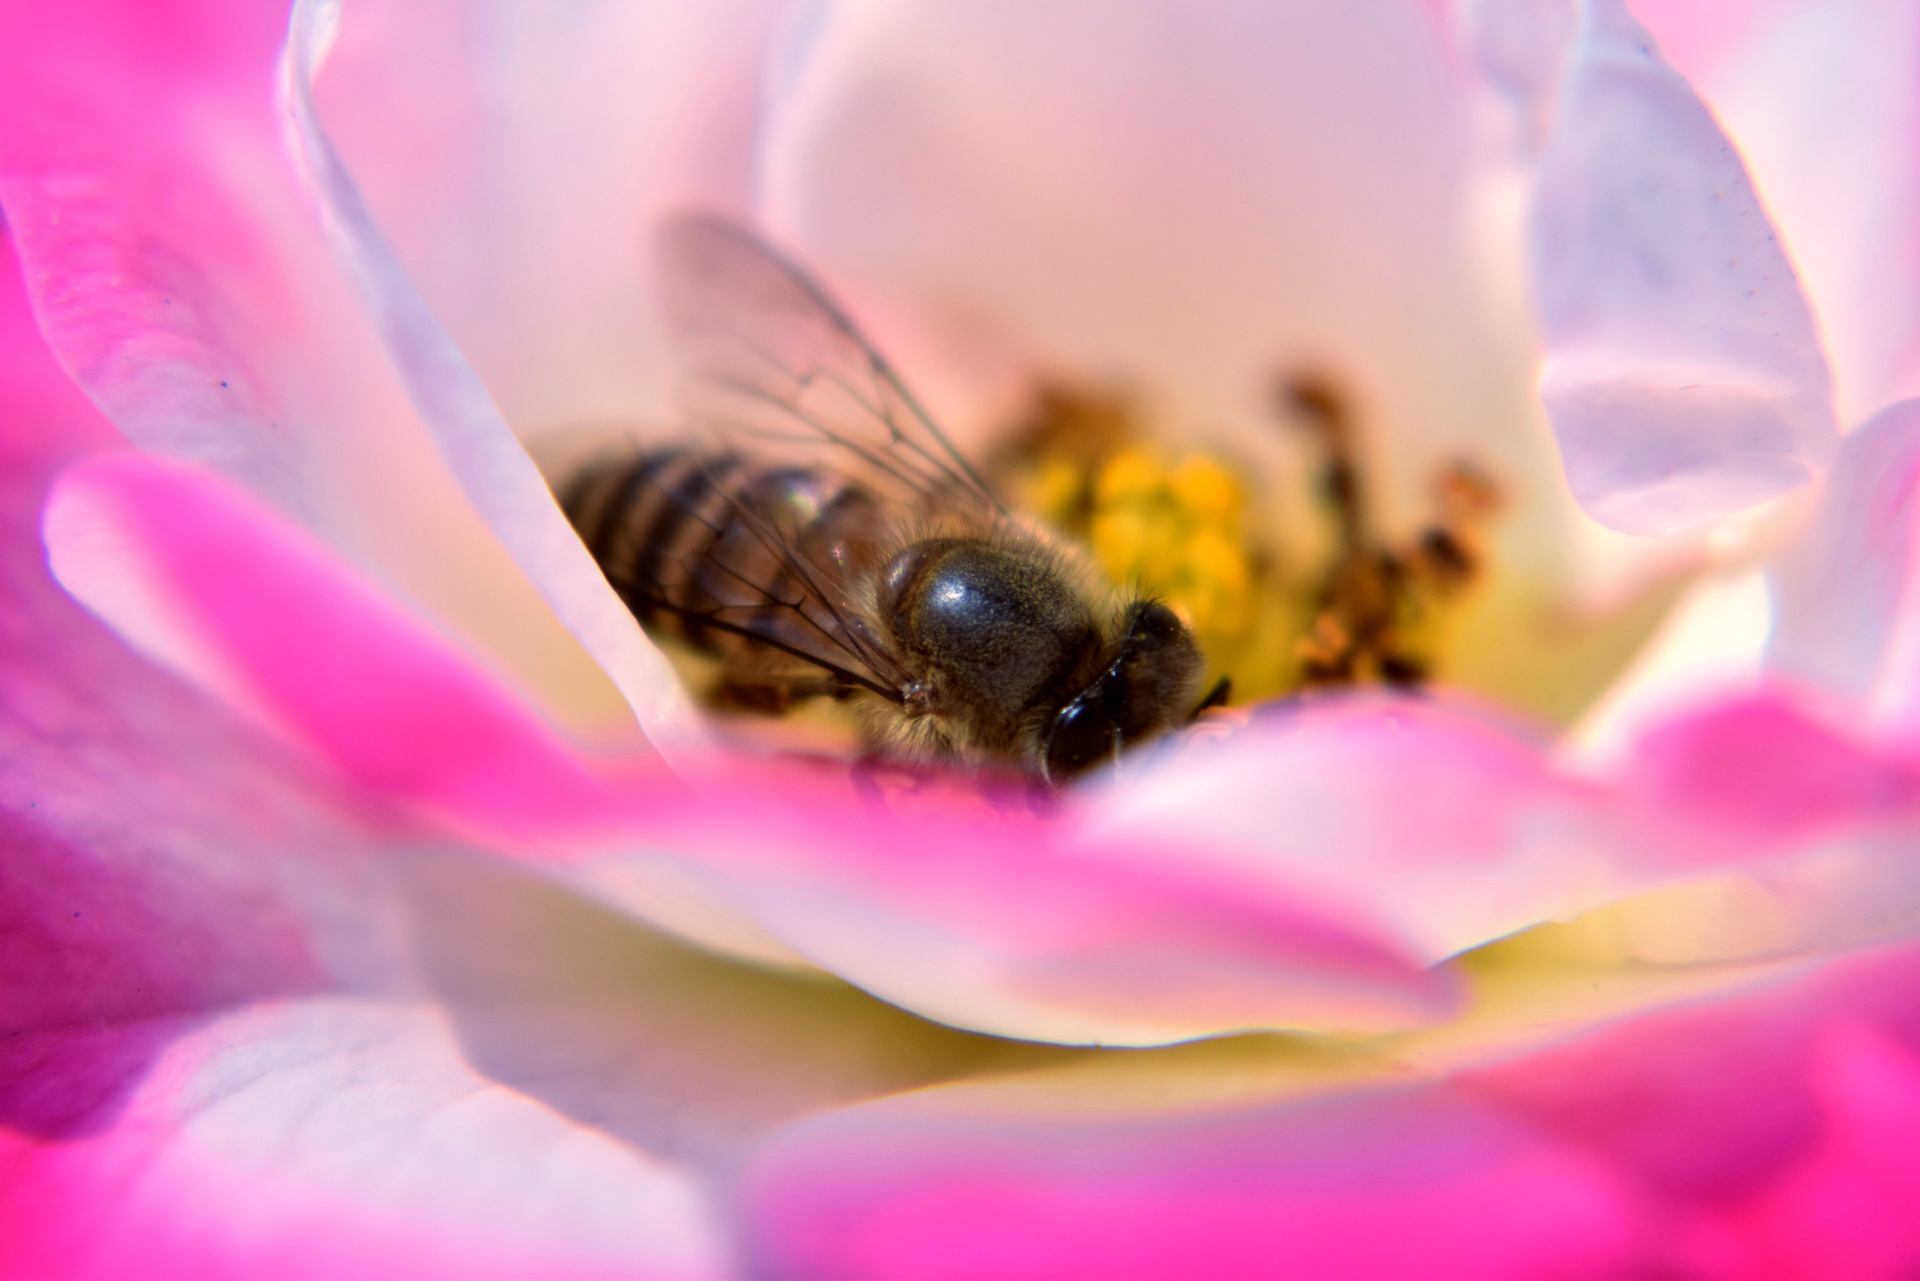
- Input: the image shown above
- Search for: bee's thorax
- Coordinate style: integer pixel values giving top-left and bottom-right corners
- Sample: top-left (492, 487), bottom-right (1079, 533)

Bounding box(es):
top-left (881, 538), bottom-right (1101, 752)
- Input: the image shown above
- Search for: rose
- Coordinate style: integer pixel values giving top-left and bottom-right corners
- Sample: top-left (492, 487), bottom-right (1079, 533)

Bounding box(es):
top-left (5, 0), bottom-right (1920, 1275)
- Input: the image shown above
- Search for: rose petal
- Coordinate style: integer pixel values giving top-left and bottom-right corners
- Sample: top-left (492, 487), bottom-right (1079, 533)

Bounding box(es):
top-left (1698, 1022), bottom-right (1920, 1274)
top-left (2, 227), bottom-right (410, 1129)
top-left (10, 216), bottom-right (719, 1272)
top-left (395, 852), bottom-right (1058, 1163)
top-left (1637, 0), bottom-right (1920, 428)
top-left (1561, 692), bottom-right (1920, 966)
top-left (283, 0), bottom-right (704, 754)
top-left (0, 0), bottom-right (653, 739)
top-left (306, 0), bottom-right (787, 435)
top-left (1468, 939), bottom-right (1920, 1272)
top-left (7, 227), bottom-right (1020, 1271)
top-left (57, 446), bottom-right (1920, 1034)
top-left (1073, 697), bottom-right (1628, 965)
top-left (600, 763), bottom-right (1465, 1045)
top-left (1627, 695), bottom-right (1920, 851)
top-left (1529, 0), bottom-right (1837, 534)
top-left (42, 450), bottom-right (1458, 1042)
top-left (1769, 397), bottom-right (1920, 724)
top-left (743, 935), bottom-right (1920, 1278)
top-left (0, 999), bottom-right (730, 1278)
top-left (44, 453), bottom-right (649, 840)
top-left (741, 1069), bottom-right (1641, 1278)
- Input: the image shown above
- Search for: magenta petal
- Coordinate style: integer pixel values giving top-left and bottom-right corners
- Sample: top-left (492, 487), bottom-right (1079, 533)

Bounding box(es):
top-left (1468, 941), bottom-right (1920, 1273)
top-left (1530, 0), bottom-right (1837, 534)
top-left (1703, 1022), bottom-right (1920, 1274)
top-left (0, 1000), bottom-right (730, 1279)
top-left (43, 453), bottom-right (644, 842)
top-left (606, 764), bottom-right (1463, 1045)
top-left (0, 223), bottom-right (407, 1142)
top-left (1074, 698), bottom-right (1625, 964)
top-left (742, 1078), bottom-right (1640, 1279)
top-left (742, 938), bottom-right (1920, 1278)
top-left (1596, 692), bottom-right (1920, 965)
top-left (1625, 695), bottom-right (1920, 853)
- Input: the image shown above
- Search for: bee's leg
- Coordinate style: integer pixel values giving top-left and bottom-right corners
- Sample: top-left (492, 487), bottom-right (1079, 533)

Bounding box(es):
top-left (711, 680), bottom-right (798, 714)
top-left (713, 673), bottom-right (848, 713)
top-left (1190, 676), bottom-right (1232, 719)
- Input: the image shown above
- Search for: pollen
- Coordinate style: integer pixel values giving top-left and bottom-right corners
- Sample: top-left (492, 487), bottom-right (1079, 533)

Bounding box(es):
top-left (1093, 447), bottom-right (1166, 507)
top-left (996, 380), bottom-right (1499, 708)
top-left (1087, 446), bottom-right (1260, 665)
top-left (1167, 454), bottom-right (1243, 526)
top-left (1027, 455), bottom-right (1087, 527)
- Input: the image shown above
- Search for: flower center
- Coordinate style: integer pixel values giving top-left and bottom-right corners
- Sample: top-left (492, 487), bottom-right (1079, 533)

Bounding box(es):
top-left (988, 375), bottom-right (1501, 706)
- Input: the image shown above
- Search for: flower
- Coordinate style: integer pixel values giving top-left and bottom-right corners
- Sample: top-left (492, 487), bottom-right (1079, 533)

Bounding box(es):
top-left (6, 0), bottom-right (1920, 1275)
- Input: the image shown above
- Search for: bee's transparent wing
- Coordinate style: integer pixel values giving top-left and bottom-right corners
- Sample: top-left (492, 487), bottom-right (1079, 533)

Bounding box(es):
top-left (656, 215), bottom-right (1005, 519)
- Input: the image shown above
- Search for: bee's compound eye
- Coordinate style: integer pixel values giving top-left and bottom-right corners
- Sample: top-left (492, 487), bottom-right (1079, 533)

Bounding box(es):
top-left (1043, 698), bottom-right (1118, 785)
top-left (1133, 602), bottom-right (1184, 642)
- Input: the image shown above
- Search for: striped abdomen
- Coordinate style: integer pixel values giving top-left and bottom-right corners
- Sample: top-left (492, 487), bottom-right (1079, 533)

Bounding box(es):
top-left (561, 448), bottom-right (890, 673)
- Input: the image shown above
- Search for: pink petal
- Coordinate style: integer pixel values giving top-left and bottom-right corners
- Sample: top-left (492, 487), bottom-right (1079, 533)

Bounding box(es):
top-left (742, 1070), bottom-right (1641, 1278)
top-left (43, 450), bottom-right (1457, 1042)
top-left (2, 239), bottom-right (983, 1272)
top-left (1592, 691), bottom-right (1920, 965)
top-left (9, 207), bottom-right (1051, 1273)
top-left (1530, 0), bottom-right (1837, 534)
top-left (1468, 940), bottom-right (1920, 1272)
top-left (1637, 0), bottom-right (1920, 428)
top-left (43, 453), bottom-right (648, 843)
top-left (0, 1000), bottom-right (729, 1279)
top-left (1688, 1023), bottom-right (1920, 1275)
top-left (742, 937), bottom-right (1920, 1278)
top-left (1072, 697), bottom-right (1627, 964)
top-left (1, 227), bottom-right (405, 1143)
top-left (6, 220), bottom-right (729, 1273)
top-left (604, 762), bottom-right (1465, 1045)
top-left (1625, 694), bottom-right (1920, 852)
top-left (59, 445), bottom-right (1920, 1034)
top-left (0, 0), bottom-right (666, 742)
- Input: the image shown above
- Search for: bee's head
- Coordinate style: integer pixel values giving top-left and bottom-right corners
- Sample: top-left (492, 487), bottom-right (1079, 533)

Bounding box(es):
top-left (1041, 601), bottom-right (1206, 787)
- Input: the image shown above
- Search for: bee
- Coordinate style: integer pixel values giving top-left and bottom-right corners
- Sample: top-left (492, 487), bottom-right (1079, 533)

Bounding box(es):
top-left (559, 216), bottom-right (1219, 786)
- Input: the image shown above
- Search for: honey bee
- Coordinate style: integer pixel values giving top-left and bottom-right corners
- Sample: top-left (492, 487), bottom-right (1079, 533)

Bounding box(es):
top-left (559, 217), bottom-right (1220, 786)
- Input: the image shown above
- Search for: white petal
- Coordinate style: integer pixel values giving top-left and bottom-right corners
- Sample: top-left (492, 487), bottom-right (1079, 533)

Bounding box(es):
top-left (286, 0), bottom-right (706, 756)
top-left (1530, 0), bottom-right (1837, 535)
top-left (1639, 0), bottom-right (1920, 428)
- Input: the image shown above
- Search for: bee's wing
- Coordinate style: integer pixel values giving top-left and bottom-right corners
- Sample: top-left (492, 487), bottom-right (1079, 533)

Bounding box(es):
top-left (655, 214), bottom-right (1005, 519)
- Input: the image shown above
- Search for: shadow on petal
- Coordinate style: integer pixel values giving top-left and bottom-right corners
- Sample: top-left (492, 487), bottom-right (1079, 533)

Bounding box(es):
top-left (400, 851), bottom-right (1075, 1170)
